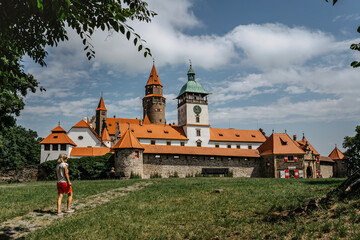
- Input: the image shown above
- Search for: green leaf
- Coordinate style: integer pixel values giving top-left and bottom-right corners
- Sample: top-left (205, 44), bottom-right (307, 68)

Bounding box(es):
top-left (133, 38), bottom-right (138, 46)
top-left (138, 45), bottom-right (142, 51)
top-left (357, 26), bottom-right (360, 34)
top-left (126, 31), bottom-right (131, 40)
top-left (144, 51), bottom-right (147, 57)
top-left (351, 61), bottom-right (360, 68)
top-left (120, 25), bottom-right (125, 34)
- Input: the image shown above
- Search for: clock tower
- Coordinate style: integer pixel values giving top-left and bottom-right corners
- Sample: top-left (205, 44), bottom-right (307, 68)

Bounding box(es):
top-left (177, 64), bottom-right (210, 147)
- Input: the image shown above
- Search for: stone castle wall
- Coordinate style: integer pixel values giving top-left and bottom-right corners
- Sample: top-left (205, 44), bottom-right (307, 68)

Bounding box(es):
top-left (114, 149), bottom-right (144, 178)
top-left (0, 165), bottom-right (39, 183)
top-left (320, 163), bottom-right (333, 178)
top-left (142, 154), bottom-right (261, 178)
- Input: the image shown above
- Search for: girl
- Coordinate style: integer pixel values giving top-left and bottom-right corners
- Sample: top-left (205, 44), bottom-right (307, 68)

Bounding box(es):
top-left (56, 153), bottom-right (74, 215)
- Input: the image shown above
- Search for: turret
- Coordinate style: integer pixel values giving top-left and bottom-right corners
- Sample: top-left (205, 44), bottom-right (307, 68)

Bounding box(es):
top-left (95, 96), bottom-right (107, 136)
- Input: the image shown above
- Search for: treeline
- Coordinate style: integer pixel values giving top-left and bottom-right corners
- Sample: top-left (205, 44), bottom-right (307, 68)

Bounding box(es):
top-left (0, 124), bottom-right (42, 171)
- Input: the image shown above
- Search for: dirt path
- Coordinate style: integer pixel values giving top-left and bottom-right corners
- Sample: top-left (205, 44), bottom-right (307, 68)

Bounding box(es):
top-left (0, 181), bottom-right (152, 239)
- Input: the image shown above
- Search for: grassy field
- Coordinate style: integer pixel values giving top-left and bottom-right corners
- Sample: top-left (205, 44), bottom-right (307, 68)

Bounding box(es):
top-left (2, 178), bottom-right (357, 239)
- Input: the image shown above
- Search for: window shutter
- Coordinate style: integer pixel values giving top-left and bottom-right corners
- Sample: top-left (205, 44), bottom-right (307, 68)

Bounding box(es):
top-left (284, 155), bottom-right (288, 162)
top-left (294, 155), bottom-right (298, 162)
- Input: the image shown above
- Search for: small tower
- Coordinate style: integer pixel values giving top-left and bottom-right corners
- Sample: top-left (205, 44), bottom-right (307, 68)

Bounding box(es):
top-left (112, 128), bottom-right (144, 179)
top-left (176, 63), bottom-right (210, 147)
top-left (101, 128), bottom-right (111, 148)
top-left (95, 96), bottom-right (107, 136)
top-left (142, 64), bottom-right (166, 124)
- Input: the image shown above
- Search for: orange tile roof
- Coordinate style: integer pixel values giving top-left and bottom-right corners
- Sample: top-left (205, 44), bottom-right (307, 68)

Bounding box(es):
top-left (51, 125), bottom-right (66, 133)
top-left (210, 128), bottom-right (266, 143)
top-left (70, 147), bottom-right (111, 157)
top-left (96, 96), bottom-right (107, 111)
top-left (320, 156), bottom-right (335, 163)
top-left (70, 120), bottom-right (104, 145)
top-left (40, 126), bottom-right (76, 146)
top-left (143, 115), bottom-right (151, 124)
top-left (258, 133), bottom-right (304, 156)
top-left (295, 137), bottom-right (320, 155)
top-left (143, 145), bottom-right (260, 158)
top-left (329, 147), bottom-right (348, 160)
top-left (107, 118), bottom-right (188, 140)
top-left (112, 129), bottom-right (144, 149)
top-left (143, 94), bottom-right (166, 98)
top-left (146, 64), bottom-right (163, 86)
top-left (101, 128), bottom-right (111, 141)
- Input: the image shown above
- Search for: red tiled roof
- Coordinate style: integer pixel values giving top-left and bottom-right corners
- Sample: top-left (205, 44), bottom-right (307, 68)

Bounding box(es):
top-left (70, 147), bottom-right (111, 157)
top-left (320, 156), bottom-right (335, 163)
top-left (143, 145), bottom-right (260, 158)
top-left (40, 126), bottom-right (76, 146)
top-left (146, 64), bottom-right (163, 86)
top-left (329, 147), bottom-right (348, 160)
top-left (295, 137), bottom-right (320, 155)
top-left (112, 129), bottom-right (144, 149)
top-left (51, 125), bottom-right (66, 133)
top-left (143, 115), bottom-right (151, 124)
top-left (96, 96), bottom-right (107, 111)
top-left (101, 128), bottom-right (111, 141)
top-left (143, 94), bottom-right (166, 98)
top-left (107, 118), bottom-right (188, 140)
top-left (258, 133), bottom-right (304, 156)
top-left (210, 128), bottom-right (266, 143)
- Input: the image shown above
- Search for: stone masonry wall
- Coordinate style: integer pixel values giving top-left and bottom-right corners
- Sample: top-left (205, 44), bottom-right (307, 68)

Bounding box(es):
top-left (114, 149), bottom-right (144, 178)
top-left (0, 165), bottom-right (39, 183)
top-left (320, 163), bottom-right (333, 178)
top-left (143, 154), bottom-right (261, 178)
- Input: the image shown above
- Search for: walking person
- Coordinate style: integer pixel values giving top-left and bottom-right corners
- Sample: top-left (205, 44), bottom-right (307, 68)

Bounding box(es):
top-left (56, 153), bottom-right (74, 215)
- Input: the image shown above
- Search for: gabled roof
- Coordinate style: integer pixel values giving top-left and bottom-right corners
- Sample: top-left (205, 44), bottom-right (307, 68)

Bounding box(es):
top-left (51, 125), bottom-right (66, 133)
top-left (258, 133), bottom-right (304, 156)
top-left (210, 128), bottom-right (266, 143)
top-left (146, 64), bottom-right (163, 86)
top-left (295, 137), bottom-right (320, 155)
top-left (96, 96), bottom-right (107, 111)
top-left (143, 114), bottom-right (151, 124)
top-left (107, 118), bottom-right (188, 140)
top-left (143, 145), bottom-right (260, 158)
top-left (70, 147), bottom-right (111, 157)
top-left (112, 129), bottom-right (144, 149)
top-left (101, 128), bottom-right (111, 141)
top-left (329, 147), bottom-right (348, 160)
top-left (40, 126), bottom-right (76, 146)
top-left (70, 120), bottom-right (104, 145)
top-left (320, 156), bottom-right (335, 163)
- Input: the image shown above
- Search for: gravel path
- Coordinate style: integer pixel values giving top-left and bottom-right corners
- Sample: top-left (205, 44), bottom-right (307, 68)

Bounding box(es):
top-left (0, 181), bottom-right (152, 239)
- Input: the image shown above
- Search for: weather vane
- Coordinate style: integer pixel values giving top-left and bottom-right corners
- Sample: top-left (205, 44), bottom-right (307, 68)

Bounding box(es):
top-left (153, 57), bottom-right (155, 64)
top-left (189, 59), bottom-right (192, 67)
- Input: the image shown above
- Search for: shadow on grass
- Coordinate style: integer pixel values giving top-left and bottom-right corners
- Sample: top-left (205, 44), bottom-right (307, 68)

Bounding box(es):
top-left (0, 226), bottom-right (30, 240)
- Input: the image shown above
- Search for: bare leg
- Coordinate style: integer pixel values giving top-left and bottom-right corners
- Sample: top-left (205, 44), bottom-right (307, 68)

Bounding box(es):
top-left (67, 192), bottom-right (73, 211)
top-left (57, 193), bottom-right (63, 213)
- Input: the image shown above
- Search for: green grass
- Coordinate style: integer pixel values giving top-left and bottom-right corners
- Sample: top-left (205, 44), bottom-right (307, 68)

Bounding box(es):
top-left (2, 178), bottom-right (354, 239)
top-left (0, 179), bottom-right (143, 222)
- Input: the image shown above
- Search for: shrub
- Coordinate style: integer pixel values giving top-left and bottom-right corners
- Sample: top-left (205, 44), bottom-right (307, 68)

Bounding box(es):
top-left (150, 172), bottom-right (162, 178)
top-left (130, 171), bottom-right (142, 179)
top-left (38, 153), bottom-right (114, 180)
top-left (169, 171), bottom-right (179, 178)
top-left (185, 173), bottom-right (193, 178)
top-left (224, 171), bottom-right (234, 177)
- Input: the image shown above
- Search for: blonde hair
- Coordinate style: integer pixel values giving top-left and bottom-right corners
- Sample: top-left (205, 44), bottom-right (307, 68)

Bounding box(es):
top-left (57, 153), bottom-right (68, 164)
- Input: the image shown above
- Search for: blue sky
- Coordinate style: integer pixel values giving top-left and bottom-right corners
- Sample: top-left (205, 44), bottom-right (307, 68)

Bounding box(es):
top-left (19, 0), bottom-right (360, 155)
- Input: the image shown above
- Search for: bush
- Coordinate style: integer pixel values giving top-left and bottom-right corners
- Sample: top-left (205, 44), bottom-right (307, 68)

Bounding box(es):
top-left (150, 172), bottom-right (162, 178)
top-left (224, 171), bottom-right (234, 177)
top-left (169, 172), bottom-right (179, 178)
top-left (130, 171), bottom-right (142, 179)
top-left (39, 153), bottom-right (114, 180)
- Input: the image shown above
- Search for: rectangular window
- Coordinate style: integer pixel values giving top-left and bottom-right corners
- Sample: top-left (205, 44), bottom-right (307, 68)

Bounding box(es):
top-left (180, 142), bottom-right (185, 146)
top-left (215, 144), bottom-right (219, 148)
top-left (135, 151), bottom-right (139, 158)
top-left (44, 144), bottom-right (50, 151)
top-left (227, 144), bottom-right (231, 148)
top-left (288, 155), bottom-right (294, 161)
top-left (174, 155), bottom-right (179, 159)
top-left (196, 129), bottom-right (201, 136)
top-left (196, 115), bottom-right (200, 123)
top-left (167, 141), bottom-right (171, 146)
top-left (197, 141), bottom-right (201, 147)
top-left (52, 144), bottom-right (58, 151)
top-left (151, 140), bottom-right (156, 145)
top-left (248, 145), bottom-right (252, 149)
top-left (236, 144), bottom-right (240, 149)
top-left (60, 144), bottom-right (66, 151)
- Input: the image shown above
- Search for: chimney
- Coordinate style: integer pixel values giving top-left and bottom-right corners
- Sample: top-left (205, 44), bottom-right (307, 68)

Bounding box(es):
top-left (293, 135), bottom-right (297, 141)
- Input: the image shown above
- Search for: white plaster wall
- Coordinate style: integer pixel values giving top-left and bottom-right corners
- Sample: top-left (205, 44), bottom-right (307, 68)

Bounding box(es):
top-left (183, 125), bottom-right (210, 147)
top-left (40, 144), bottom-right (72, 163)
top-left (178, 103), bottom-right (209, 126)
top-left (139, 139), bottom-right (187, 146)
top-left (208, 141), bottom-right (262, 149)
top-left (67, 128), bottom-right (102, 147)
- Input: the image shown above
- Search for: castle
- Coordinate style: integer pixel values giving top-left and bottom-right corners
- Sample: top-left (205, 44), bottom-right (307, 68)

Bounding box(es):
top-left (40, 64), bottom-right (348, 179)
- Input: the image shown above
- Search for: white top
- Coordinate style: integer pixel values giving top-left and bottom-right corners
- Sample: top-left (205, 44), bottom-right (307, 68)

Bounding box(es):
top-left (56, 162), bottom-right (68, 183)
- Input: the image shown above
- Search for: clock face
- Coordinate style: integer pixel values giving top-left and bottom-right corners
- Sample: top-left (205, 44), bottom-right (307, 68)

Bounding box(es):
top-left (193, 105), bottom-right (202, 114)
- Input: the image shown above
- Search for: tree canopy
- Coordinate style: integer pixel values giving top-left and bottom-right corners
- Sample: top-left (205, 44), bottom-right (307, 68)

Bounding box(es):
top-left (326, 0), bottom-right (360, 68)
top-left (343, 126), bottom-right (360, 173)
top-left (0, 0), bottom-right (156, 129)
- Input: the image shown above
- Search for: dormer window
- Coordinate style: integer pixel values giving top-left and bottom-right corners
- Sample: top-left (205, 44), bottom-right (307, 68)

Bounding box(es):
top-left (53, 136), bottom-right (58, 139)
top-left (219, 133), bottom-right (223, 136)
top-left (251, 135), bottom-right (256, 138)
top-left (147, 130), bottom-right (152, 133)
top-left (164, 131), bottom-right (169, 134)
top-left (280, 137), bottom-right (287, 145)
top-left (235, 134), bottom-right (240, 137)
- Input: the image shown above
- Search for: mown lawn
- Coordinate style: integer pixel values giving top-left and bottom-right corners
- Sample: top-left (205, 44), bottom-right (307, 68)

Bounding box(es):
top-left (2, 178), bottom-right (355, 239)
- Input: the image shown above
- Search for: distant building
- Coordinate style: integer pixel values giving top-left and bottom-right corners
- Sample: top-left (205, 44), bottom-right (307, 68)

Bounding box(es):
top-left (40, 64), bottom-right (347, 178)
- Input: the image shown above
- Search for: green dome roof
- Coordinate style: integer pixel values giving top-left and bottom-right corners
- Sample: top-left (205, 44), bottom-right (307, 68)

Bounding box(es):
top-left (177, 80), bottom-right (208, 97)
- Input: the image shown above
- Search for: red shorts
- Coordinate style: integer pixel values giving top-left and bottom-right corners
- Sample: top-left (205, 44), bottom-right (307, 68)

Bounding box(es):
top-left (57, 183), bottom-right (72, 194)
